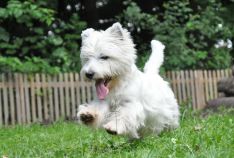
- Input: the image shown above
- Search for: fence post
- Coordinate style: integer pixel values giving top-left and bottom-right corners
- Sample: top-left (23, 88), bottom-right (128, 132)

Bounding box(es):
top-left (195, 70), bottom-right (206, 109)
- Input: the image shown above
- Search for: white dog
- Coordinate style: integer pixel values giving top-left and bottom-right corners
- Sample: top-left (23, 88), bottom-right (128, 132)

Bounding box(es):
top-left (77, 22), bottom-right (179, 138)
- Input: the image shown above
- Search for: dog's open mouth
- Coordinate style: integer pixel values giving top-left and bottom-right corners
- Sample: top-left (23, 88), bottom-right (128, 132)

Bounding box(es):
top-left (95, 78), bottom-right (111, 100)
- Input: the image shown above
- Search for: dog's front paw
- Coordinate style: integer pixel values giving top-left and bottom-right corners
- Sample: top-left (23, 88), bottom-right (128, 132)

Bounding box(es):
top-left (77, 107), bottom-right (97, 125)
top-left (80, 112), bottom-right (95, 124)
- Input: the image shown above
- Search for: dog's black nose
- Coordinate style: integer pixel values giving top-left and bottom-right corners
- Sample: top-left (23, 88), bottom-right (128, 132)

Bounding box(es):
top-left (85, 72), bottom-right (94, 79)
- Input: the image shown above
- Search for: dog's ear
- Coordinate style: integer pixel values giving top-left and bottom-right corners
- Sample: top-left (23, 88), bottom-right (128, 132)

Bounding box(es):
top-left (106, 22), bottom-right (124, 39)
top-left (81, 28), bottom-right (94, 40)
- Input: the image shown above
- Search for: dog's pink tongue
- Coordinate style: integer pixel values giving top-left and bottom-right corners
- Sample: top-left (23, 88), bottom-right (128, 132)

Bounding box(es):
top-left (96, 81), bottom-right (109, 100)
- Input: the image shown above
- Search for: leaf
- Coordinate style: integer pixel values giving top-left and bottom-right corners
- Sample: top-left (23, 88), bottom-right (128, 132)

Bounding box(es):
top-left (195, 51), bottom-right (208, 60)
top-left (0, 27), bottom-right (10, 42)
top-left (34, 28), bottom-right (44, 35)
top-left (12, 8), bottom-right (23, 18)
top-left (0, 8), bottom-right (6, 18)
top-left (48, 36), bottom-right (63, 46)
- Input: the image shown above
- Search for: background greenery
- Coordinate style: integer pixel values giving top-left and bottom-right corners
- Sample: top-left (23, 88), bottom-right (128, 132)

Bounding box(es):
top-left (0, 0), bottom-right (233, 73)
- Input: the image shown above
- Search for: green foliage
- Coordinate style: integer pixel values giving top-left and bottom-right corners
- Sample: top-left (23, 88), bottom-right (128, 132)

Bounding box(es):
top-left (119, 0), bottom-right (233, 70)
top-left (119, 1), bottom-right (158, 31)
top-left (0, 0), bottom-right (233, 72)
top-left (0, 0), bottom-right (54, 25)
top-left (117, 1), bottom-right (158, 53)
top-left (0, 0), bottom-right (86, 73)
top-left (0, 56), bottom-right (60, 73)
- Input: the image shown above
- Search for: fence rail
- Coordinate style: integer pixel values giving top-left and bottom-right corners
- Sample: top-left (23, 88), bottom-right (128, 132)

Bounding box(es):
top-left (0, 69), bottom-right (232, 126)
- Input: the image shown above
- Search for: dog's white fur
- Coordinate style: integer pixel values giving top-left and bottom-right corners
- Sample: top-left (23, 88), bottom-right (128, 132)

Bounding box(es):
top-left (77, 23), bottom-right (179, 138)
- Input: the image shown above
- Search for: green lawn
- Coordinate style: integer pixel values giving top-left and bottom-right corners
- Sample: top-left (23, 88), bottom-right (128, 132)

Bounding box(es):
top-left (0, 108), bottom-right (233, 158)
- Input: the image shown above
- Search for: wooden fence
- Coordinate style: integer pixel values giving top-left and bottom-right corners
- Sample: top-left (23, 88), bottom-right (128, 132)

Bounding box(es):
top-left (166, 69), bottom-right (232, 109)
top-left (0, 69), bottom-right (232, 126)
top-left (0, 73), bottom-right (94, 126)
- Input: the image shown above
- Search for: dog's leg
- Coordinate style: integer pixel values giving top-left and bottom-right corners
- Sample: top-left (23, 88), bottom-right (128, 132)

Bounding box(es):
top-left (77, 100), bottom-right (109, 128)
top-left (103, 101), bottom-right (145, 138)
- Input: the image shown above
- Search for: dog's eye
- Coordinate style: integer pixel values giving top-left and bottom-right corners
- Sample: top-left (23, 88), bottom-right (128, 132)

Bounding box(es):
top-left (100, 56), bottom-right (109, 60)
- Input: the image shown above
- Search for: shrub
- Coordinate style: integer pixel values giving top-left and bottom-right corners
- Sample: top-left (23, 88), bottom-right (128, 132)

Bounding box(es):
top-left (118, 0), bottom-right (233, 70)
top-left (0, 0), bottom-right (86, 73)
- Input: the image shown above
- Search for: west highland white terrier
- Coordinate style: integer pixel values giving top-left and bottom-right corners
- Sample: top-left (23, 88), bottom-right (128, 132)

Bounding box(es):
top-left (77, 22), bottom-right (179, 138)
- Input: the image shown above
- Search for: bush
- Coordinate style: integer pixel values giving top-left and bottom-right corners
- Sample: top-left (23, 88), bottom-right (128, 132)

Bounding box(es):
top-left (118, 0), bottom-right (233, 70)
top-left (0, 0), bottom-right (86, 73)
top-left (0, 56), bottom-right (61, 73)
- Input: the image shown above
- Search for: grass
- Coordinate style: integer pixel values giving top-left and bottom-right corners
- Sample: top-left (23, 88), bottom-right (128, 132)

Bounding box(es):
top-left (0, 107), bottom-right (233, 158)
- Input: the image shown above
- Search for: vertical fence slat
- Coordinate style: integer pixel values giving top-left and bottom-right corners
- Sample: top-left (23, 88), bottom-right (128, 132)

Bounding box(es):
top-left (64, 73), bottom-right (70, 118)
top-left (220, 70), bottom-right (225, 80)
top-left (228, 69), bottom-right (232, 76)
top-left (2, 74), bottom-right (9, 125)
top-left (23, 74), bottom-right (31, 124)
top-left (194, 70), bottom-right (199, 109)
top-left (185, 71), bottom-right (191, 102)
top-left (217, 70), bottom-right (221, 97)
top-left (171, 71), bottom-right (177, 98)
top-left (41, 74), bottom-right (49, 121)
top-left (8, 73), bottom-right (15, 125)
top-left (225, 69), bottom-right (230, 77)
top-left (198, 71), bottom-right (205, 109)
top-left (207, 70), bottom-right (213, 100)
top-left (166, 71), bottom-right (171, 81)
top-left (176, 71), bottom-right (182, 104)
top-left (30, 74), bottom-right (36, 123)
top-left (166, 71), bottom-right (171, 84)
top-left (203, 70), bottom-right (209, 102)
top-left (70, 73), bottom-right (76, 118)
top-left (53, 75), bottom-right (59, 121)
top-left (47, 75), bottom-right (54, 121)
top-left (181, 71), bottom-right (186, 101)
top-left (194, 70), bottom-right (205, 109)
top-left (212, 70), bottom-right (218, 98)
top-left (14, 74), bottom-right (22, 124)
top-left (59, 74), bottom-right (65, 118)
top-left (19, 74), bottom-right (26, 124)
top-left (189, 70), bottom-right (196, 108)
top-left (35, 74), bottom-right (42, 122)
top-left (75, 73), bottom-right (81, 107)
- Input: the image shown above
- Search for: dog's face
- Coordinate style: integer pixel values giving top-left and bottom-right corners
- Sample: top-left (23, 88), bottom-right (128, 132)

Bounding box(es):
top-left (80, 23), bottom-right (136, 100)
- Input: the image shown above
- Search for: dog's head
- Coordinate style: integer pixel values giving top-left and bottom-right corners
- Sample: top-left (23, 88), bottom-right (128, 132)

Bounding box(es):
top-left (80, 22), bottom-right (136, 100)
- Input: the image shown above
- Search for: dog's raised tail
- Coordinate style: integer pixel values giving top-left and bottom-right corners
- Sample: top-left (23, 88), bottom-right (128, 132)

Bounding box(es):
top-left (144, 40), bottom-right (165, 74)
